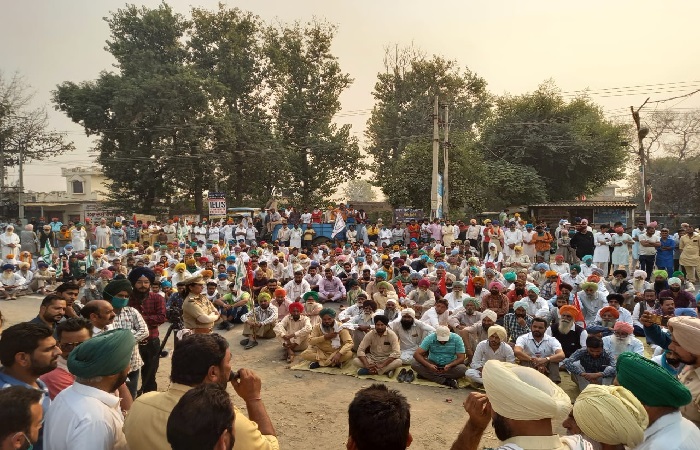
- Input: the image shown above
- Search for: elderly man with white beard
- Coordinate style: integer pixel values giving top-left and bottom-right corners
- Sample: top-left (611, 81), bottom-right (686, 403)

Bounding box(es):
top-left (602, 321), bottom-right (644, 361)
top-left (592, 293), bottom-right (633, 328)
top-left (606, 269), bottom-right (635, 306)
top-left (443, 281), bottom-right (467, 312)
top-left (449, 297), bottom-right (483, 330)
top-left (576, 281), bottom-right (608, 325)
top-left (546, 305), bottom-right (588, 358)
top-left (382, 298), bottom-right (400, 322)
top-left (390, 309), bottom-right (434, 373)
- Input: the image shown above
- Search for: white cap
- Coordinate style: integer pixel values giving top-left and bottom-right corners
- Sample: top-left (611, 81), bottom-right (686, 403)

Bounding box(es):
top-left (436, 325), bottom-right (450, 341)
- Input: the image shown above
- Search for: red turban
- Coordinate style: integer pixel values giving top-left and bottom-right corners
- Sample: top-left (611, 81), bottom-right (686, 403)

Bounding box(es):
top-left (289, 301), bottom-right (304, 313)
top-left (613, 321), bottom-right (633, 334)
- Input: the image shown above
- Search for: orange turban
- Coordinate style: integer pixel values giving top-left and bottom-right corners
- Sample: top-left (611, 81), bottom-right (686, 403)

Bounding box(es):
top-left (545, 270), bottom-right (558, 278)
top-left (600, 306), bottom-right (620, 319)
top-left (274, 288), bottom-right (287, 297)
top-left (559, 305), bottom-right (579, 318)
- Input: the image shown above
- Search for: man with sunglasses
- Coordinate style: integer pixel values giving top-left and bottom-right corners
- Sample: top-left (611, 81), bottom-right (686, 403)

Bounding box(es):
top-left (39, 318), bottom-right (92, 400)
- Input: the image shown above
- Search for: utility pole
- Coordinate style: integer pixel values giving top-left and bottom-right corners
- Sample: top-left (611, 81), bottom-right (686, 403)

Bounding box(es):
top-left (430, 95), bottom-right (439, 219)
top-left (631, 98), bottom-right (650, 224)
top-left (18, 141), bottom-right (24, 221)
top-left (442, 103), bottom-right (450, 219)
top-left (0, 141), bottom-right (4, 219)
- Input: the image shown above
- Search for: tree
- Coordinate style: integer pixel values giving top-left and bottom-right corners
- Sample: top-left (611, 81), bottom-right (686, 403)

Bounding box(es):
top-left (480, 82), bottom-right (630, 202)
top-left (365, 49), bottom-right (492, 207)
top-left (644, 109), bottom-right (700, 160)
top-left (0, 72), bottom-right (73, 170)
top-left (343, 179), bottom-right (376, 202)
top-left (265, 20), bottom-right (363, 206)
top-left (189, 5), bottom-right (281, 206)
top-left (626, 156), bottom-right (700, 215)
top-left (54, 4), bottom-right (217, 214)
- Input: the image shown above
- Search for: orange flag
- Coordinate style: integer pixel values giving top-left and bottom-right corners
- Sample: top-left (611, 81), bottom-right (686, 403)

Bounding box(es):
top-left (438, 276), bottom-right (447, 297)
top-left (396, 280), bottom-right (406, 299)
top-left (572, 292), bottom-right (586, 326)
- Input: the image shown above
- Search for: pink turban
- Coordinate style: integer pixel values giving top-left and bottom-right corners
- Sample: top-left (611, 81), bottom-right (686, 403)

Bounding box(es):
top-left (647, 221), bottom-right (658, 228)
top-left (489, 281), bottom-right (504, 291)
top-left (613, 321), bottom-right (633, 335)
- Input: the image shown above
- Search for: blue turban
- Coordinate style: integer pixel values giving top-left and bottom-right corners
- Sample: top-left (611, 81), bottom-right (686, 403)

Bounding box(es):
top-left (127, 267), bottom-right (156, 285)
top-left (513, 300), bottom-right (529, 311)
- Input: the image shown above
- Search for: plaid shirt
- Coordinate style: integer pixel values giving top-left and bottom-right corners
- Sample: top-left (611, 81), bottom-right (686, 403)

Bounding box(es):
top-left (503, 313), bottom-right (533, 343)
top-left (130, 292), bottom-right (166, 340)
top-left (564, 347), bottom-right (616, 378)
top-left (112, 306), bottom-right (149, 372)
top-left (482, 293), bottom-right (509, 317)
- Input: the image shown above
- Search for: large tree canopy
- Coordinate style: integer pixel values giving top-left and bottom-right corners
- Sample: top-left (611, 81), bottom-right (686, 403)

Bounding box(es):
top-left (366, 50), bottom-right (491, 210)
top-left (480, 82), bottom-right (630, 202)
top-left (53, 4), bottom-right (359, 214)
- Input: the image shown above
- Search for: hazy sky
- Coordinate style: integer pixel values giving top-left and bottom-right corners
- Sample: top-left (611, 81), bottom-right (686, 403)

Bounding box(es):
top-left (4, 0), bottom-right (700, 192)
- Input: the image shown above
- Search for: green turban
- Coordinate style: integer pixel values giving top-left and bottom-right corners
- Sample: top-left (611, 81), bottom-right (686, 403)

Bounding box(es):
top-left (376, 281), bottom-right (392, 290)
top-left (652, 269), bottom-right (668, 279)
top-left (319, 308), bottom-right (336, 318)
top-left (257, 292), bottom-right (271, 302)
top-left (102, 279), bottom-right (133, 301)
top-left (672, 270), bottom-right (685, 278)
top-left (463, 297), bottom-right (480, 308)
top-left (503, 272), bottom-right (517, 282)
top-left (303, 291), bottom-right (319, 302)
top-left (68, 329), bottom-right (135, 378)
top-left (570, 264), bottom-right (581, 273)
top-left (580, 282), bottom-right (598, 292)
top-left (616, 352), bottom-right (692, 408)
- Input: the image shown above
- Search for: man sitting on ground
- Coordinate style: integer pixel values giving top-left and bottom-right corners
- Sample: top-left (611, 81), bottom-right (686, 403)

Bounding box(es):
top-left (564, 335), bottom-right (616, 391)
top-left (240, 292), bottom-right (278, 350)
top-left (546, 304), bottom-right (587, 358)
top-left (514, 317), bottom-right (566, 383)
top-left (390, 308), bottom-right (435, 369)
top-left (465, 325), bottom-right (514, 387)
top-left (301, 308), bottom-right (354, 369)
top-left (602, 321), bottom-right (644, 361)
top-left (353, 315), bottom-right (402, 377)
top-left (411, 325), bottom-right (467, 388)
top-left (273, 301), bottom-right (311, 363)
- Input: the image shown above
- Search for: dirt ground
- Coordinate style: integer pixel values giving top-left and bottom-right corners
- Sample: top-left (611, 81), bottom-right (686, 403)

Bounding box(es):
top-left (2, 295), bottom-right (504, 449)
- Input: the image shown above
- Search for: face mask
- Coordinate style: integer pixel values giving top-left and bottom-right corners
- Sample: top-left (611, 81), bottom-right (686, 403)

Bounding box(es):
top-left (111, 296), bottom-right (129, 308)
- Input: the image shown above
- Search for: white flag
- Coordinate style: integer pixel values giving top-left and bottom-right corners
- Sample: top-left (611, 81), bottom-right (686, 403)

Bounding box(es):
top-left (331, 214), bottom-right (346, 238)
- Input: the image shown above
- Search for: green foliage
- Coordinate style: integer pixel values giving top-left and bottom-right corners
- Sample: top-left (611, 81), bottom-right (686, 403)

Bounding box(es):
top-left (343, 179), bottom-right (376, 202)
top-left (480, 82), bottom-right (630, 202)
top-left (265, 21), bottom-right (363, 206)
top-left (366, 50), bottom-right (491, 207)
top-left (53, 4), bottom-right (359, 213)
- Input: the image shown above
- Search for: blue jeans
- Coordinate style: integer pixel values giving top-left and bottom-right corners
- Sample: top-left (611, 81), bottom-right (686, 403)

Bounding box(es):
top-left (639, 255), bottom-right (656, 280)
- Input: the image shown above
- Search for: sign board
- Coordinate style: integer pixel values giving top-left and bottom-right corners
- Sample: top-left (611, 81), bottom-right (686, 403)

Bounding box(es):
top-left (83, 203), bottom-right (113, 221)
top-left (207, 192), bottom-right (227, 219)
top-left (394, 208), bottom-right (425, 223)
top-left (593, 208), bottom-right (629, 227)
top-left (436, 174), bottom-right (444, 219)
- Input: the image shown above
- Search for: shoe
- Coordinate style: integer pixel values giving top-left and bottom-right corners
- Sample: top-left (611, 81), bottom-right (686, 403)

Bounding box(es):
top-left (309, 362), bottom-right (321, 369)
top-left (218, 322), bottom-right (228, 330)
top-left (386, 370), bottom-right (395, 378)
top-left (357, 368), bottom-right (370, 376)
top-left (443, 378), bottom-right (458, 389)
top-left (404, 370), bottom-right (415, 383)
top-left (222, 321), bottom-right (234, 331)
top-left (244, 341), bottom-right (258, 350)
top-left (397, 368), bottom-right (407, 383)
top-left (239, 338), bottom-right (250, 346)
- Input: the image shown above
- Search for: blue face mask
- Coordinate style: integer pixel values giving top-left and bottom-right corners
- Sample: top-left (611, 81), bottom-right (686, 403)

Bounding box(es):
top-left (20, 433), bottom-right (33, 450)
top-left (111, 296), bottom-right (129, 308)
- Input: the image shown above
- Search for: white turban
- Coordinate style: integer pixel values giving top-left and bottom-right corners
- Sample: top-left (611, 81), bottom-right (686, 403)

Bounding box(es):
top-left (482, 361), bottom-right (571, 421)
top-left (633, 270), bottom-right (647, 279)
top-left (573, 385), bottom-right (648, 447)
top-left (481, 309), bottom-right (497, 322)
top-left (668, 277), bottom-right (682, 286)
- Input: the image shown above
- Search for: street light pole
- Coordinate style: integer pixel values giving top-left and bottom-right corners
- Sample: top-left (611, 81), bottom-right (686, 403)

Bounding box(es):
top-left (631, 99), bottom-right (650, 224)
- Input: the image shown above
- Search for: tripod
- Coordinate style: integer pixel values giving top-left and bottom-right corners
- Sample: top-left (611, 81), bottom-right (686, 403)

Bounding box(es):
top-left (137, 308), bottom-right (183, 398)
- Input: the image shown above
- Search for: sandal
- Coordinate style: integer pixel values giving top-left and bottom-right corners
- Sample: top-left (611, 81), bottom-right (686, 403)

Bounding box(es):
top-left (244, 341), bottom-right (259, 350)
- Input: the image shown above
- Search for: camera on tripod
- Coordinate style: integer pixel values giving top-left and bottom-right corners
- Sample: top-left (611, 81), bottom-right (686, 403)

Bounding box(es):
top-left (166, 305), bottom-right (184, 330)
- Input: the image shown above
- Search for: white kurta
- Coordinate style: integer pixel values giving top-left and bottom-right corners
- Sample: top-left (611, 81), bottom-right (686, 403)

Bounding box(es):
top-left (44, 383), bottom-right (128, 450)
top-left (634, 411), bottom-right (700, 450)
top-left (610, 233), bottom-right (632, 266)
top-left (593, 232), bottom-right (611, 263)
top-left (95, 225), bottom-right (111, 248)
top-left (70, 228), bottom-right (87, 251)
top-left (0, 232), bottom-right (20, 258)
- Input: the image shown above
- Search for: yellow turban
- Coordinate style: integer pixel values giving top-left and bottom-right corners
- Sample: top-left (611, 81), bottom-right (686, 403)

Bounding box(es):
top-left (482, 361), bottom-right (571, 421)
top-left (487, 325), bottom-right (507, 342)
top-left (573, 385), bottom-right (648, 447)
top-left (668, 316), bottom-right (700, 355)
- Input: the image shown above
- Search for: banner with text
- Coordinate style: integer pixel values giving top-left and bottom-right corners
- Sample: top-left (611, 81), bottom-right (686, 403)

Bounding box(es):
top-left (207, 193), bottom-right (227, 219)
